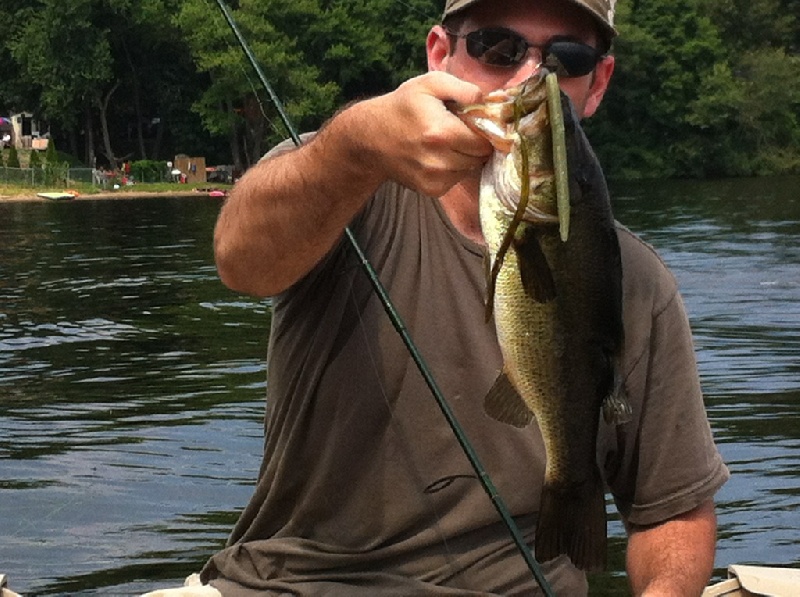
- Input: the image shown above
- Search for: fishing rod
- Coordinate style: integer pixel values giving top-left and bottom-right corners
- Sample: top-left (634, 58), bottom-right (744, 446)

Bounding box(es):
top-left (211, 1), bottom-right (555, 594)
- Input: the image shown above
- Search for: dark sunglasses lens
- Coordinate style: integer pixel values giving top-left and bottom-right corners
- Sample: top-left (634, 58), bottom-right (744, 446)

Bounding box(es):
top-left (545, 41), bottom-right (600, 77)
top-left (465, 29), bottom-right (527, 67)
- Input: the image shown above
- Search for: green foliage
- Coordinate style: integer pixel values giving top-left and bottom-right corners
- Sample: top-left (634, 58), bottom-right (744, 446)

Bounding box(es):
top-left (724, 49), bottom-right (800, 174)
top-left (44, 138), bottom-right (59, 164)
top-left (690, 0), bottom-right (800, 175)
top-left (7, 0), bottom-right (113, 129)
top-left (701, 0), bottom-right (795, 52)
top-left (176, 0), bottom-right (439, 162)
top-left (130, 160), bottom-right (169, 183)
top-left (7, 145), bottom-right (20, 168)
top-left (42, 138), bottom-right (69, 185)
top-left (586, 0), bottom-right (730, 178)
top-left (381, 0), bottom-right (441, 85)
top-left (28, 149), bottom-right (42, 169)
top-left (586, 0), bottom-right (800, 178)
top-left (176, 0), bottom-right (339, 154)
top-left (0, 0), bottom-right (797, 178)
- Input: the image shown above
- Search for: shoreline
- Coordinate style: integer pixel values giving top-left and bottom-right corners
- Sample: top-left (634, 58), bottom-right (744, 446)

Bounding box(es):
top-left (0, 190), bottom-right (225, 202)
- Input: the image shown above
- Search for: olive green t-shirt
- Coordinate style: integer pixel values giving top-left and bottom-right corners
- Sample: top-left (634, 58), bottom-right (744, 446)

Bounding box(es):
top-left (201, 181), bottom-right (729, 595)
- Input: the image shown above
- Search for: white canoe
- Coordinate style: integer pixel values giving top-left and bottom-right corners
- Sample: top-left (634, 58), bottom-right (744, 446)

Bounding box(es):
top-left (703, 565), bottom-right (800, 596)
top-left (37, 191), bottom-right (77, 201)
top-left (3, 565), bottom-right (799, 596)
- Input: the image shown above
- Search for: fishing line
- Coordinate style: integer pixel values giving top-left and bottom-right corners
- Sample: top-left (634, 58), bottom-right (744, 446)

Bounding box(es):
top-left (237, 61), bottom-right (286, 143)
top-left (347, 283), bottom-right (462, 572)
top-left (210, 1), bottom-right (555, 594)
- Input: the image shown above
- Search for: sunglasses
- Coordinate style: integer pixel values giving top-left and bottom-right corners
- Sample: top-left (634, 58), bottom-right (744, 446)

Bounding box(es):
top-left (449, 27), bottom-right (604, 77)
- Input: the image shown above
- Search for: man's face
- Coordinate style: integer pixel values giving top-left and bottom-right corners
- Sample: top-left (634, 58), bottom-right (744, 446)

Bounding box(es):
top-left (428, 0), bottom-right (614, 117)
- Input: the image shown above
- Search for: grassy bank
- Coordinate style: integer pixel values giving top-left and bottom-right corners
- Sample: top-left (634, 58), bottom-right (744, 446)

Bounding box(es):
top-left (0, 181), bottom-right (231, 199)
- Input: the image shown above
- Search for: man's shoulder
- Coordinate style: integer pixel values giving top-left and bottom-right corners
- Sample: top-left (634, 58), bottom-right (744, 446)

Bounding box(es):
top-left (260, 132), bottom-right (318, 161)
top-left (615, 222), bottom-right (679, 312)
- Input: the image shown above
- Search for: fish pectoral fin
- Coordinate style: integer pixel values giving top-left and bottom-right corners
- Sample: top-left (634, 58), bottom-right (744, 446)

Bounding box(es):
top-left (484, 371), bottom-right (534, 428)
top-left (513, 227), bottom-right (556, 303)
top-left (602, 368), bottom-right (633, 425)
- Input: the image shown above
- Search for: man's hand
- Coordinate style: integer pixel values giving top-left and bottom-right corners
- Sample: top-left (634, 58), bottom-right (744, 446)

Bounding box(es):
top-left (356, 71), bottom-right (494, 197)
top-left (625, 499), bottom-right (718, 596)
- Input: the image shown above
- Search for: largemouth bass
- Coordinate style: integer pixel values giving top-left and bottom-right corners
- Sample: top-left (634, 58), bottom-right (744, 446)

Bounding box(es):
top-left (458, 72), bottom-right (629, 572)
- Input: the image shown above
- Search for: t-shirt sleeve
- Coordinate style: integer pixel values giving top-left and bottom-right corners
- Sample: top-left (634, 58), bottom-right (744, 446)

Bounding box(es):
top-left (599, 227), bottom-right (730, 527)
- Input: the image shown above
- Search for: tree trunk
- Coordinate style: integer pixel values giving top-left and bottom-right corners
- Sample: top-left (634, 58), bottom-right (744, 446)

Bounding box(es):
top-left (226, 99), bottom-right (243, 172)
top-left (97, 81), bottom-right (121, 169)
top-left (122, 40), bottom-right (147, 159)
top-left (243, 94), bottom-right (265, 168)
top-left (153, 117), bottom-right (164, 160)
top-left (84, 102), bottom-right (96, 168)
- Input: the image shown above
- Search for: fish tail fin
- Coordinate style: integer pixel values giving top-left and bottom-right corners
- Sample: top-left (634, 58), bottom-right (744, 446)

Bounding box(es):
top-left (535, 471), bottom-right (607, 572)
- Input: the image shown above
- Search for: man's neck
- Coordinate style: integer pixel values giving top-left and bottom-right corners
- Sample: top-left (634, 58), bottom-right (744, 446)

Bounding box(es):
top-left (439, 178), bottom-right (485, 246)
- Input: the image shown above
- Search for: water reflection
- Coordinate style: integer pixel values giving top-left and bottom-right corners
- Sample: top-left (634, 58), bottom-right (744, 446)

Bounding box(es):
top-left (1, 179), bottom-right (798, 594)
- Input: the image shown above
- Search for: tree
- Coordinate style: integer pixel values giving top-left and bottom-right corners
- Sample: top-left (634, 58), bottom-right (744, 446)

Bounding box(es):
top-left (104, 0), bottom-right (211, 162)
top-left (0, 0), bottom-right (793, 179)
top-left (694, 0), bottom-right (800, 174)
top-left (28, 148), bottom-right (42, 169)
top-left (7, 0), bottom-right (113, 166)
top-left (701, 0), bottom-right (795, 52)
top-left (44, 137), bottom-right (59, 165)
top-left (43, 138), bottom-right (68, 185)
top-left (585, 0), bottom-right (731, 178)
top-left (7, 145), bottom-right (20, 168)
top-left (177, 0), bottom-right (338, 170)
top-left (176, 0), bottom-right (440, 170)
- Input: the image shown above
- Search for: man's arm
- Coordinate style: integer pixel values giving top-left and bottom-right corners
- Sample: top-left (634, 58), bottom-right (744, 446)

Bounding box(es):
top-left (625, 498), bottom-right (718, 596)
top-left (213, 72), bottom-right (492, 297)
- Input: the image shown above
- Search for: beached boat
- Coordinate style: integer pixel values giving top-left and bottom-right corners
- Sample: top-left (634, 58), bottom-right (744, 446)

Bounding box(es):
top-left (37, 191), bottom-right (78, 201)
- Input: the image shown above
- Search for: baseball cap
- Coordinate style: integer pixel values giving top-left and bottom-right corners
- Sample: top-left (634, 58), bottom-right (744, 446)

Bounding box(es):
top-left (442, 0), bottom-right (618, 41)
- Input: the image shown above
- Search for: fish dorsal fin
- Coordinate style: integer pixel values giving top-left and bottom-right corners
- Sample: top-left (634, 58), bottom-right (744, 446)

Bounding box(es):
top-left (484, 370), bottom-right (534, 428)
top-left (513, 227), bottom-right (556, 303)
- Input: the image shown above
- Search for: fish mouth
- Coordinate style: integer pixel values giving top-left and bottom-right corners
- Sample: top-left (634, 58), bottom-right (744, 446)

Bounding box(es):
top-left (457, 71), bottom-right (569, 238)
top-left (492, 151), bottom-right (559, 225)
top-left (456, 71), bottom-right (550, 153)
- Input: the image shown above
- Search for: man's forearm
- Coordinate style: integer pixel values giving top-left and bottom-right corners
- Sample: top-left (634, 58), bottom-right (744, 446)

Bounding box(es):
top-left (625, 499), bottom-right (718, 596)
top-left (213, 72), bottom-right (492, 297)
top-left (213, 103), bottom-right (386, 297)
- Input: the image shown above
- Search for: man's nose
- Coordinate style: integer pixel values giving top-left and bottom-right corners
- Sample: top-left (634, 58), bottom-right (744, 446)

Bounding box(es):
top-left (505, 53), bottom-right (543, 88)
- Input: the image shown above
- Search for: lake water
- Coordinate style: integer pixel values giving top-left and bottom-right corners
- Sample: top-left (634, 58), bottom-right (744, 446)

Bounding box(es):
top-left (1, 178), bottom-right (798, 595)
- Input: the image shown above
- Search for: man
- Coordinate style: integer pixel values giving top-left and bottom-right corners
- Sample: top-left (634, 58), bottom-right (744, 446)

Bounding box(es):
top-left (197, 0), bottom-right (729, 595)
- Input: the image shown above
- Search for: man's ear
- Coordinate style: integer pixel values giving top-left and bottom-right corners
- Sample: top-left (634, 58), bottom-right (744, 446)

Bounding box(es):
top-left (427, 25), bottom-right (452, 72)
top-left (583, 55), bottom-right (614, 117)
